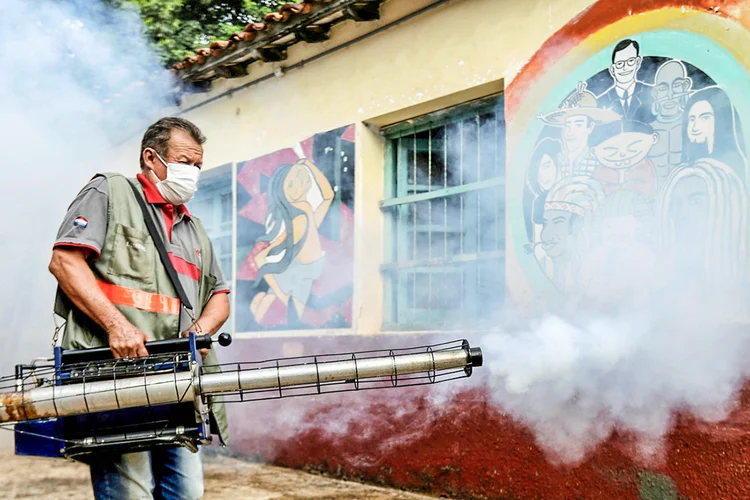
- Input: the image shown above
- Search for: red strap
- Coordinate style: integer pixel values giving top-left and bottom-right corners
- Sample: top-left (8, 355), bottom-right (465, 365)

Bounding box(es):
top-left (98, 281), bottom-right (180, 315)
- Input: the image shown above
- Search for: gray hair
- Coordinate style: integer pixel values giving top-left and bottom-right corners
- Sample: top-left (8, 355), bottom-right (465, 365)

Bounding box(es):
top-left (139, 117), bottom-right (206, 169)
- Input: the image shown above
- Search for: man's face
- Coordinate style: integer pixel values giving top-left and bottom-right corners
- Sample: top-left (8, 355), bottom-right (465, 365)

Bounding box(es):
top-left (541, 209), bottom-right (576, 259)
top-left (563, 115), bottom-right (594, 153)
top-left (668, 176), bottom-right (710, 266)
top-left (687, 100), bottom-right (716, 153)
top-left (593, 131), bottom-right (658, 169)
top-left (146, 128), bottom-right (204, 181)
top-left (652, 61), bottom-right (691, 120)
top-left (610, 44), bottom-right (641, 87)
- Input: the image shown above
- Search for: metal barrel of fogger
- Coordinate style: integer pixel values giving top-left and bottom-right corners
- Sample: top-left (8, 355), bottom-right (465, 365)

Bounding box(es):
top-left (0, 345), bottom-right (482, 424)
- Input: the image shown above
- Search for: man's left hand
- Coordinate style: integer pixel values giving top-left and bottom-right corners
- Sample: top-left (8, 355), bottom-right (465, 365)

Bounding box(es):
top-left (181, 329), bottom-right (209, 360)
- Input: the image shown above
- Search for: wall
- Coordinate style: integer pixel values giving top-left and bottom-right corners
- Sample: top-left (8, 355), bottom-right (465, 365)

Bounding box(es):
top-left (113, 0), bottom-right (750, 498)
top-left (110, 0), bottom-right (592, 336)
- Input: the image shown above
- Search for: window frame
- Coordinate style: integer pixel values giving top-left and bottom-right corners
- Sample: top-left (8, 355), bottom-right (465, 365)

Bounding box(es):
top-left (380, 94), bottom-right (507, 331)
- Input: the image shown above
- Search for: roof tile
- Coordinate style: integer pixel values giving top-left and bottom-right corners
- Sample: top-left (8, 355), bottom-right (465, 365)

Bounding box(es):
top-left (173, 0), bottom-right (382, 84)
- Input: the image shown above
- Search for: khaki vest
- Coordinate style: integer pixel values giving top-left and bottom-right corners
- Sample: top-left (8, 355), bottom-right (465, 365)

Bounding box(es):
top-left (54, 172), bottom-right (229, 445)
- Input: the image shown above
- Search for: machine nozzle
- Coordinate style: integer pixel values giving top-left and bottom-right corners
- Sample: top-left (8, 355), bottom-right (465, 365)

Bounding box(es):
top-left (469, 347), bottom-right (483, 367)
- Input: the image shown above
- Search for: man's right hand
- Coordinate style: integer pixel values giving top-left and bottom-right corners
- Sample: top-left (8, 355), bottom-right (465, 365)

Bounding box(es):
top-left (107, 322), bottom-right (150, 358)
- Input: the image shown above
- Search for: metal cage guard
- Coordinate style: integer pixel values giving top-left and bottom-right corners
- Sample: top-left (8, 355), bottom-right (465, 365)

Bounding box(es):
top-left (1, 338), bottom-right (483, 425)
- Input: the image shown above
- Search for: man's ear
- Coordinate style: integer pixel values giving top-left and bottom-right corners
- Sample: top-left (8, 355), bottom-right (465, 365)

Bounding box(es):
top-left (142, 148), bottom-right (157, 169)
top-left (652, 132), bottom-right (659, 145)
top-left (609, 65), bottom-right (615, 79)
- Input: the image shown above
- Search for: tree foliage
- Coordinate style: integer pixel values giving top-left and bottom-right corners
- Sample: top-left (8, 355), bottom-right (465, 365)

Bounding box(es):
top-left (107, 0), bottom-right (300, 67)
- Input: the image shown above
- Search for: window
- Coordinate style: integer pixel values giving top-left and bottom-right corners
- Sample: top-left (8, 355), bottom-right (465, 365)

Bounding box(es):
top-left (381, 95), bottom-right (506, 329)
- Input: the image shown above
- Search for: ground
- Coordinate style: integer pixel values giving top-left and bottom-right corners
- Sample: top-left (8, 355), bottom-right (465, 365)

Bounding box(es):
top-left (0, 452), bottom-right (440, 500)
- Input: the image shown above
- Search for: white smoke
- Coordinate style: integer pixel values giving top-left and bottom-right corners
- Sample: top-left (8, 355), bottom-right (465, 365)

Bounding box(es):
top-left (0, 0), bottom-right (173, 371)
top-left (481, 296), bottom-right (750, 464)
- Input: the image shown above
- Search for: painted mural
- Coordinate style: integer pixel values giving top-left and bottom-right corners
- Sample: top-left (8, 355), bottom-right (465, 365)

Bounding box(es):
top-left (235, 125), bottom-right (355, 332)
top-left (517, 35), bottom-right (750, 310)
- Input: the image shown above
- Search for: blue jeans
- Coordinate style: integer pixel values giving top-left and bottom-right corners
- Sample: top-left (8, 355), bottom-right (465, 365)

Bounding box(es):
top-left (89, 447), bottom-right (204, 500)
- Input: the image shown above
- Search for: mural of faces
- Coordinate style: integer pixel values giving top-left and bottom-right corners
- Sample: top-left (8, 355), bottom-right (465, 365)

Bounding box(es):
top-left (524, 38), bottom-right (750, 302)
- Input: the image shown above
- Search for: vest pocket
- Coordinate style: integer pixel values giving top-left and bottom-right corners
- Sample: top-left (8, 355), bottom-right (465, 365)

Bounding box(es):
top-left (109, 224), bottom-right (155, 284)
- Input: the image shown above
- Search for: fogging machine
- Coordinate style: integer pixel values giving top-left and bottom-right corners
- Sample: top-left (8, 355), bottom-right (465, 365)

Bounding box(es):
top-left (5, 333), bottom-right (483, 460)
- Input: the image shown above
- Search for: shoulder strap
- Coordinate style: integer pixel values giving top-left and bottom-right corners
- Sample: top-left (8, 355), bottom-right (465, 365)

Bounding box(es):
top-left (126, 179), bottom-right (194, 312)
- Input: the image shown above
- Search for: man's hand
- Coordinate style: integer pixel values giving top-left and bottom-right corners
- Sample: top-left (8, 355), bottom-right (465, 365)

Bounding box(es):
top-left (49, 248), bottom-right (153, 359)
top-left (181, 328), bottom-right (209, 360)
top-left (107, 321), bottom-right (150, 358)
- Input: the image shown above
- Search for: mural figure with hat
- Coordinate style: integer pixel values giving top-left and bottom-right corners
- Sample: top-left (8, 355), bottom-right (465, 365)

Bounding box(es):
top-left (538, 82), bottom-right (621, 180)
top-left (597, 39), bottom-right (655, 124)
top-left (539, 175), bottom-right (605, 294)
top-left (648, 59), bottom-right (693, 186)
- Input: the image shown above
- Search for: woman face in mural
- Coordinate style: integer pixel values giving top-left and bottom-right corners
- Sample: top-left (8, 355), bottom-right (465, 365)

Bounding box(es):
top-left (527, 138), bottom-right (563, 195)
top-left (283, 162), bottom-right (313, 202)
top-left (687, 100), bottom-right (716, 154)
top-left (538, 154), bottom-right (557, 190)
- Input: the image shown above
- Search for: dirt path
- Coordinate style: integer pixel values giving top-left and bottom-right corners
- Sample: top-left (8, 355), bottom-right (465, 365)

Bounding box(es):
top-left (0, 453), bottom-right (439, 499)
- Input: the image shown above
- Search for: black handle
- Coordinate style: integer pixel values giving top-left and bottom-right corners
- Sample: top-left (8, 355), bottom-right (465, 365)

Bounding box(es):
top-left (60, 333), bottom-right (232, 365)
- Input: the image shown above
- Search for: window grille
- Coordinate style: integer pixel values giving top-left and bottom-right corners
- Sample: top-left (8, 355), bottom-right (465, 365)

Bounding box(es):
top-left (381, 95), bottom-right (506, 329)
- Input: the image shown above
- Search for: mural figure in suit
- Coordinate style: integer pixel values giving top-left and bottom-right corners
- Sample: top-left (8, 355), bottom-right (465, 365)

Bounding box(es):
top-left (597, 39), bottom-right (655, 125)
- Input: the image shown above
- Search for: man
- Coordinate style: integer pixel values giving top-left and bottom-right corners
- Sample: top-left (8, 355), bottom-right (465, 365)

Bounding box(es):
top-left (539, 82), bottom-right (620, 178)
top-left (648, 59), bottom-right (692, 184)
top-left (49, 117), bottom-right (230, 499)
top-left (539, 175), bottom-right (605, 294)
top-left (597, 39), bottom-right (655, 124)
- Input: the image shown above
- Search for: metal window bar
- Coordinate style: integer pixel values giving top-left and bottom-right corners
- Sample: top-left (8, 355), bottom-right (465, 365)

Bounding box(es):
top-left (382, 95), bottom-right (506, 330)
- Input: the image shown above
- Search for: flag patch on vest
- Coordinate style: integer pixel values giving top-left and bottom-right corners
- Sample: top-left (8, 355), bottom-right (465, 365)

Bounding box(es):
top-left (73, 217), bottom-right (88, 228)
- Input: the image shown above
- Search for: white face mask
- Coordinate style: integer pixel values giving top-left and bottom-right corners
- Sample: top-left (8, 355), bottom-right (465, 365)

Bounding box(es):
top-left (152, 151), bottom-right (200, 205)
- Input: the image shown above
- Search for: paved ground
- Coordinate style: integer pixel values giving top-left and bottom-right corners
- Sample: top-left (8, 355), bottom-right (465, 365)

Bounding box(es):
top-left (0, 452), bottom-right (439, 499)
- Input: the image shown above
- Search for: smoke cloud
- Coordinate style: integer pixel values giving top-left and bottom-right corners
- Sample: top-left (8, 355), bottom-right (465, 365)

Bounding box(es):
top-left (231, 98), bottom-right (750, 472)
top-left (481, 304), bottom-right (750, 464)
top-left (0, 0), bottom-right (172, 371)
